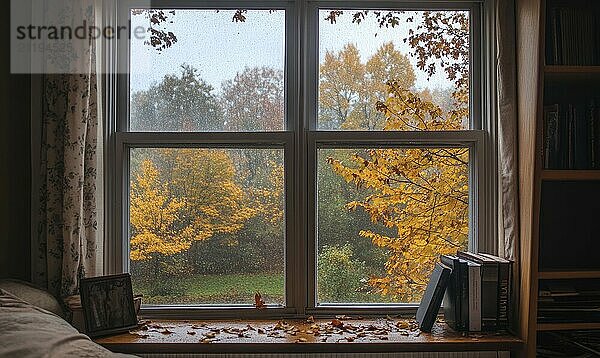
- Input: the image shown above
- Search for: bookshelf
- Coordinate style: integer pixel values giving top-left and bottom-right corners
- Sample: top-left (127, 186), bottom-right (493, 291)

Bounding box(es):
top-left (537, 322), bottom-right (600, 332)
top-left (537, 271), bottom-right (600, 280)
top-left (540, 170), bottom-right (600, 180)
top-left (544, 65), bottom-right (600, 74)
top-left (523, 0), bottom-right (600, 355)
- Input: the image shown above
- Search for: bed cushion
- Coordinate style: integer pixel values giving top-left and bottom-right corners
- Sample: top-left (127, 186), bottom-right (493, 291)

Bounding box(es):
top-left (0, 279), bottom-right (64, 318)
top-left (0, 288), bottom-right (136, 358)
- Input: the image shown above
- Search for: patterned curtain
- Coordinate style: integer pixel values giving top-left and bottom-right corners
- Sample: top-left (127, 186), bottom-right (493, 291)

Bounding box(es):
top-left (33, 0), bottom-right (101, 299)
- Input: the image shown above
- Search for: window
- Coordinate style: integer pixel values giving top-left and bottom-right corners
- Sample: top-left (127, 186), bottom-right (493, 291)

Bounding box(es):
top-left (107, 0), bottom-right (496, 316)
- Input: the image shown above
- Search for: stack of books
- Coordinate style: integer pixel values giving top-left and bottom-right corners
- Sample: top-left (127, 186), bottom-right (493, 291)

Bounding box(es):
top-left (545, 5), bottom-right (600, 65)
top-left (416, 251), bottom-right (512, 332)
top-left (538, 280), bottom-right (600, 323)
top-left (441, 252), bottom-right (512, 332)
top-left (543, 101), bottom-right (600, 169)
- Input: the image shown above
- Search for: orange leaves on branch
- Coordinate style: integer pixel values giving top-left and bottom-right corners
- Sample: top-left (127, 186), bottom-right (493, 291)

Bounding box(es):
top-left (321, 10), bottom-right (471, 301)
top-left (328, 87), bottom-right (469, 301)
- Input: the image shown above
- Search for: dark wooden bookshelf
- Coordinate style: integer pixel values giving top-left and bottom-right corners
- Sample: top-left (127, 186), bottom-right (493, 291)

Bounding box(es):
top-left (540, 170), bottom-right (600, 180)
top-left (528, 0), bottom-right (600, 355)
top-left (544, 65), bottom-right (600, 73)
top-left (544, 68), bottom-right (600, 85)
top-left (538, 270), bottom-right (600, 280)
top-left (537, 322), bottom-right (600, 331)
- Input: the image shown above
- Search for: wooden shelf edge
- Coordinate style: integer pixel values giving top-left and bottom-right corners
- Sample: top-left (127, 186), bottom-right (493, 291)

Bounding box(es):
top-left (538, 271), bottom-right (600, 279)
top-left (544, 65), bottom-right (600, 73)
top-left (540, 170), bottom-right (600, 181)
top-left (537, 322), bottom-right (600, 331)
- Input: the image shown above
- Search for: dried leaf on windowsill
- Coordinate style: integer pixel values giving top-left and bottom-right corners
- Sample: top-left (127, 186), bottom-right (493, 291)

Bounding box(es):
top-left (203, 332), bottom-right (217, 339)
top-left (254, 292), bottom-right (266, 309)
top-left (128, 331), bottom-right (149, 339)
top-left (200, 337), bottom-right (219, 343)
top-left (331, 319), bottom-right (344, 329)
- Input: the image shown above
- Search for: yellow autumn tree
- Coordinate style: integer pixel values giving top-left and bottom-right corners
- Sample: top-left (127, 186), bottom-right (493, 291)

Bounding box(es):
top-left (327, 11), bottom-right (470, 301)
top-left (130, 149), bottom-right (255, 278)
top-left (130, 159), bottom-right (192, 261)
top-left (328, 84), bottom-right (468, 300)
top-left (319, 42), bottom-right (415, 130)
top-left (246, 163), bottom-right (285, 226)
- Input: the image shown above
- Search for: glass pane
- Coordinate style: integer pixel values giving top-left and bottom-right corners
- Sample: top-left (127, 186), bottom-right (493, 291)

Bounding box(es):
top-left (129, 148), bottom-right (285, 305)
top-left (129, 9), bottom-right (285, 132)
top-left (317, 147), bottom-right (469, 304)
top-left (318, 9), bottom-right (470, 131)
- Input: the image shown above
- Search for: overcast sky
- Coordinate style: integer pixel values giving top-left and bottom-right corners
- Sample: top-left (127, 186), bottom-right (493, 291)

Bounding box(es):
top-left (129, 9), bottom-right (461, 95)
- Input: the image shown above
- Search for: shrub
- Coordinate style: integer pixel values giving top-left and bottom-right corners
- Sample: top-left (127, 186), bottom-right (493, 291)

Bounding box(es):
top-left (317, 244), bottom-right (369, 302)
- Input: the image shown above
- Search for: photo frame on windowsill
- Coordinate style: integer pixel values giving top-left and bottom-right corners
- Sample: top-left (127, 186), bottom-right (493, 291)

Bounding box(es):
top-left (79, 273), bottom-right (139, 337)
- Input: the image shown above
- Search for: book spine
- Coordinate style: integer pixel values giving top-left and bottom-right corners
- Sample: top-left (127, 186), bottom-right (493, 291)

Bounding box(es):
top-left (440, 256), bottom-right (459, 330)
top-left (560, 8), bottom-right (567, 65)
top-left (544, 106), bottom-right (559, 169)
top-left (459, 262), bottom-right (469, 331)
top-left (568, 104), bottom-right (574, 169)
top-left (558, 105), bottom-right (567, 168)
top-left (423, 269), bottom-right (451, 331)
top-left (552, 8), bottom-right (559, 64)
top-left (591, 98), bottom-right (598, 169)
top-left (596, 98), bottom-right (600, 169)
top-left (544, 107), bottom-right (550, 168)
top-left (574, 105), bottom-right (587, 169)
top-left (497, 263), bottom-right (510, 330)
top-left (457, 251), bottom-right (498, 331)
top-left (469, 264), bottom-right (481, 331)
top-left (481, 265), bottom-right (499, 330)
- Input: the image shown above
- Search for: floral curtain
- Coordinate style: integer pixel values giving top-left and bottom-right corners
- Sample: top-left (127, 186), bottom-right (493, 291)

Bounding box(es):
top-left (32, 0), bottom-right (101, 299)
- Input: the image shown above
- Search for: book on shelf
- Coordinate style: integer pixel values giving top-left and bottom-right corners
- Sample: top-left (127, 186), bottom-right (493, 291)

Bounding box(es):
top-left (537, 280), bottom-right (600, 323)
top-left (439, 252), bottom-right (511, 332)
top-left (479, 253), bottom-right (512, 330)
top-left (457, 251), bottom-right (499, 330)
top-left (543, 104), bottom-right (560, 169)
top-left (441, 254), bottom-right (469, 331)
top-left (543, 100), bottom-right (600, 169)
top-left (467, 261), bottom-right (482, 332)
top-left (416, 262), bottom-right (452, 332)
top-left (546, 4), bottom-right (599, 66)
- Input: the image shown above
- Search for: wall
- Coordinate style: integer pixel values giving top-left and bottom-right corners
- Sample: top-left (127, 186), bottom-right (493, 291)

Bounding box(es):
top-left (0, 1), bottom-right (32, 280)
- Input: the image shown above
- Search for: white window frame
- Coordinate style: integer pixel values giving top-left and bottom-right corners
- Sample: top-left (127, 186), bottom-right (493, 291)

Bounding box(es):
top-left (101, 0), bottom-right (498, 318)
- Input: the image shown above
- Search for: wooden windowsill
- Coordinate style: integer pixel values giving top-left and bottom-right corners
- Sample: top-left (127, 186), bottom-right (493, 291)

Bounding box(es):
top-left (95, 318), bottom-right (522, 354)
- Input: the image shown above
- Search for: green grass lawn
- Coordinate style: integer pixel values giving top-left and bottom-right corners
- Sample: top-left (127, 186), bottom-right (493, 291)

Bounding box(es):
top-left (132, 272), bottom-right (285, 305)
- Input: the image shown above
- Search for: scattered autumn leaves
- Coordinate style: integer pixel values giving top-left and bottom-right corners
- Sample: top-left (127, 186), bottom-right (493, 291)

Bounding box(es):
top-left (128, 316), bottom-right (423, 344)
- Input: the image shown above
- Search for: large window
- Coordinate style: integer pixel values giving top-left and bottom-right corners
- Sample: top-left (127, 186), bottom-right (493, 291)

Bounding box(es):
top-left (108, 0), bottom-right (495, 315)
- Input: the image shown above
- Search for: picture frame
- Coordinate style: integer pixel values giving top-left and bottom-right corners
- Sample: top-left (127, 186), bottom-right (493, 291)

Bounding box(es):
top-left (79, 273), bottom-right (139, 337)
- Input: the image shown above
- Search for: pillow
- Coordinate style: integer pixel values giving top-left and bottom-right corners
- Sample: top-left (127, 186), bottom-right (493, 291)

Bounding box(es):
top-left (0, 279), bottom-right (64, 318)
top-left (0, 289), bottom-right (136, 357)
